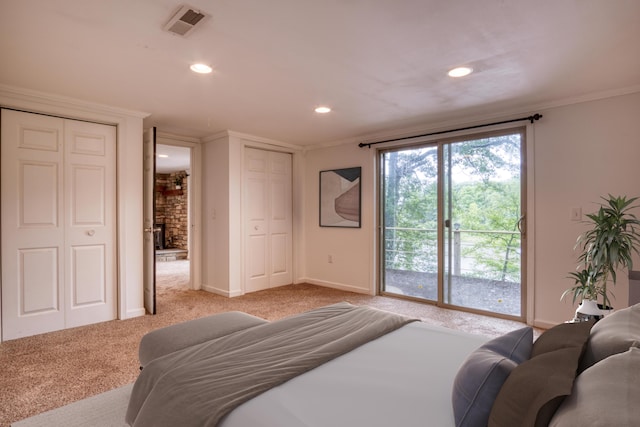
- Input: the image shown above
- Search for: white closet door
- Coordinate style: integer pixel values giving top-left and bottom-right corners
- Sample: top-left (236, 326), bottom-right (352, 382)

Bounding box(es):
top-left (1, 110), bottom-right (66, 339)
top-left (63, 118), bottom-right (116, 328)
top-left (244, 148), bottom-right (292, 293)
top-left (1, 109), bottom-right (116, 340)
top-left (268, 151), bottom-right (293, 288)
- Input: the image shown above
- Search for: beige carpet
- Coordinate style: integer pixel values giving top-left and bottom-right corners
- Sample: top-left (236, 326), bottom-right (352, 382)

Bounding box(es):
top-left (1, 260), bottom-right (533, 427)
top-left (11, 384), bottom-right (132, 427)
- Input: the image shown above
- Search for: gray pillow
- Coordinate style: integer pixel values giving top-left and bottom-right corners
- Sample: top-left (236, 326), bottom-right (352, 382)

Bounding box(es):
top-left (580, 302), bottom-right (640, 371)
top-left (452, 326), bottom-right (533, 427)
top-left (549, 346), bottom-right (640, 427)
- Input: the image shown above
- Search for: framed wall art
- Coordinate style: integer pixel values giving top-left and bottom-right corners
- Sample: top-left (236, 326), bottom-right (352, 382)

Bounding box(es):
top-left (319, 166), bottom-right (361, 228)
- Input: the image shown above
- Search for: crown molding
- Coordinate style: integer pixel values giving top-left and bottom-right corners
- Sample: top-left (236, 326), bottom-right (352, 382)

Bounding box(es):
top-left (0, 84), bottom-right (149, 120)
top-left (202, 129), bottom-right (304, 152)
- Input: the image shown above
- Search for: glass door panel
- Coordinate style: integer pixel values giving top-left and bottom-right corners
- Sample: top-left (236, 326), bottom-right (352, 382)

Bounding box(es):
top-left (381, 146), bottom-right (439, 301)
top-left (442, 132), bottom-right (523, 316)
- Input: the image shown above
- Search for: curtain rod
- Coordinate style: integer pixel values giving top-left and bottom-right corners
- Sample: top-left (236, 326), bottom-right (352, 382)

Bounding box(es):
top-left (358, 113), bottom-right (543, 148)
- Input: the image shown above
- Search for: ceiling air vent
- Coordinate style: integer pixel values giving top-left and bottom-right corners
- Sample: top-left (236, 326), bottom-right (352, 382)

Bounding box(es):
top-left (163, 5), bottom-right (210, 37)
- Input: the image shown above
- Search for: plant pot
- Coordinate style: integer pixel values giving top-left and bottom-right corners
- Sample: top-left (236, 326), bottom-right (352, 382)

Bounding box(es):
top-left (597, 303), bottom-right (614, 317)
top-left (573, 299), bottom-right (610, 322)
top-left (578, 299), bottom-right (601, 315)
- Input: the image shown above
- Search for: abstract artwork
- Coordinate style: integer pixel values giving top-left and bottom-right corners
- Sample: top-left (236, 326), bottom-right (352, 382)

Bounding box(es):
top-left (319, 167), bottom-right (361, 228)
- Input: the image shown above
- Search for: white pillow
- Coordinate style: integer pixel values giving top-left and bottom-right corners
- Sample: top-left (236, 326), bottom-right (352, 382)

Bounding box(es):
top-left (550, 345), bottom-right (640, 427)
top-left (581, 303), bottom-right (640, 370)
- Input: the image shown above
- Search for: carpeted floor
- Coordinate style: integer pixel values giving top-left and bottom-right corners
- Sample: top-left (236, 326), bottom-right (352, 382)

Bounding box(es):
top-left (0, 260), bottom-right (534, 427)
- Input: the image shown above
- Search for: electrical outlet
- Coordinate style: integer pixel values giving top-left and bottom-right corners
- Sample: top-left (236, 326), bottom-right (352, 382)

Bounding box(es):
top-left (571, 207), bottom-right (582, 221)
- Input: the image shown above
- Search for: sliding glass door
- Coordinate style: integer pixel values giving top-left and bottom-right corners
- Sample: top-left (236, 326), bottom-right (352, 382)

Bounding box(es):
top-left (380, 129), bottom-right (525, 319)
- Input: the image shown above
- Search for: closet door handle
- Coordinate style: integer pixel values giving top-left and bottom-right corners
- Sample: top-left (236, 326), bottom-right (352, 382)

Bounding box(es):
top-left (86, 229), bottom-right (95, 237)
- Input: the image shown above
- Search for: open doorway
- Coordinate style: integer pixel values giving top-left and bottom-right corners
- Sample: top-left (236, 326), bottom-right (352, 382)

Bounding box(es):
top-left (154, 144), bottom-right (192, 294)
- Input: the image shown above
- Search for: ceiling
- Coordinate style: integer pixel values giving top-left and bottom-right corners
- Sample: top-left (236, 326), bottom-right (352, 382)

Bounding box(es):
top-left (1, 1), bottom-right (639, 147)
top-left (156, 144), bottom-right (191, 173)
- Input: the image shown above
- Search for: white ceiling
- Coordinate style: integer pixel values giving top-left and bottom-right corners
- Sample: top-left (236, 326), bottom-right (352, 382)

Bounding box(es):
top-left (1, 1), bottom-right (639, 147)
top-left (156, 144), bottom-right (191, 173)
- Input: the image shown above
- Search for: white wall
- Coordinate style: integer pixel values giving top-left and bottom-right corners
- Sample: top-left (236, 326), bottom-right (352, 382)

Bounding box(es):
top-left (201, 132), bottom-right (233, 296)
top-left (302, 91), bottom-right (640, 326)
top-left (532, 92), bottom-right (640, 326)
top-left (0, 84), bottom-right (148, 329)
top-left (303, 142), bottom-right (377, 294)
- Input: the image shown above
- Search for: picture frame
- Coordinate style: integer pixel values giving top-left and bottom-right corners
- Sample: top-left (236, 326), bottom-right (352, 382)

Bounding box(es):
top-left (319, 167), bottom-right (361, 228)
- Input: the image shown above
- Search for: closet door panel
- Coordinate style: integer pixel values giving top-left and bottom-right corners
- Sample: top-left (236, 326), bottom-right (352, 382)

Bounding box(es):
top-left (268, 151), bottom-right (292, 287)
top-left (64, 118), bottom-right (116, 328)
top-left (19, 248), bottom-right (60, 314)
top-left (71, 245), bottom-right (106, 306)
top-left (1, 110), bottom-right (65, 340)
top-left (244, 148), bottom-right (269, 292)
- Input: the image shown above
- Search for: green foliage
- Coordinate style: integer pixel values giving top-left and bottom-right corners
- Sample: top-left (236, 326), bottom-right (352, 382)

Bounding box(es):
top-left (453, 179), bottom-right (521, 282)
top-left (567, 195), bottom-right (640, 307)
top-left (562, 266), bottom-right (604, 304)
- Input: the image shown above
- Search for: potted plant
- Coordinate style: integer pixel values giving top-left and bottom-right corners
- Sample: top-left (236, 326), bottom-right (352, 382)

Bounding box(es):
top-left (174, 176), bottom-right (183, 189)
top-left (563, 195), bottom-right (640, 320)
top-left (562, 266), bottom-right (605, 320)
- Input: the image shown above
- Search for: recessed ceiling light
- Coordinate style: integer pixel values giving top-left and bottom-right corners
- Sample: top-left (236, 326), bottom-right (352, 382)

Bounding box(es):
top-left (190, 63), bottom-right (212, 74)
top-left (315, 106), bottom-right (331, 114)
top-left (448, 66), bottom-right (473, 78)
top-left (157, 154), bottom-right (169, 158)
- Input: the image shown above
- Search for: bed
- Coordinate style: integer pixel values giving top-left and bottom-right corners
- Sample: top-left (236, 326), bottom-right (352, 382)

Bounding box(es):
top-left (126, 302), bottom-right (640, 427)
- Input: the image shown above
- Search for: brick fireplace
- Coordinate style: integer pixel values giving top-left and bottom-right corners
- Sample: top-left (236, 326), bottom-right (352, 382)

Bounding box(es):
top-left (155, 171), bottom-right (188, 259)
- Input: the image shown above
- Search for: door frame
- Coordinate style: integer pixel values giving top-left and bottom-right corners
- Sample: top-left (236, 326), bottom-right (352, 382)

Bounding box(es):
top-left (376, 123), bottom-right (533, 322)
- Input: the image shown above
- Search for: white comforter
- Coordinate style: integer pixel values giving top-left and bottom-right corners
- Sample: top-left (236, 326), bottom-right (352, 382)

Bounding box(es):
top-left (220, 322), bottom-right (488, 427)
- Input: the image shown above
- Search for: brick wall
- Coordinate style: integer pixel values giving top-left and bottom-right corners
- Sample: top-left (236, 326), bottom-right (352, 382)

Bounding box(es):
top-left (155, 171), bottom-right (188, 249)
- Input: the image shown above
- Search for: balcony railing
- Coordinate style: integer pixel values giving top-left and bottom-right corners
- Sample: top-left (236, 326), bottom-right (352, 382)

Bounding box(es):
top-left (384, 226), bottom-right (521, 283)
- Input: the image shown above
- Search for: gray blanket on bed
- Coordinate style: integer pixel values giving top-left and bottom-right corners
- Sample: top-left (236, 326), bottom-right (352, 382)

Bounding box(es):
top-left (125, 302), bottom-right (416, 427)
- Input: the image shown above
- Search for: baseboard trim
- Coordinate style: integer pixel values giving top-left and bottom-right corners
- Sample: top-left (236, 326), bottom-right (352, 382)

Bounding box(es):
top-left (303, 278), bottom-right (373, 295)
top-left (124, 308), bottom-right (146, 319)
top-left (201, 284), bottom-right (243, 298)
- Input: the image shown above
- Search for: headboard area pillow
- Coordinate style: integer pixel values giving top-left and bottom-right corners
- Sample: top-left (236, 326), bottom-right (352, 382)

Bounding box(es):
top-left (487, 321), bottom-right (593, 427)
top-left (549, 345), bottom-right (640, 427)
top-left (530, 320), bottom-right (595, 358)
top-left (451, 326), bottom-right (533, 427)
top-left (580, 302), bottom-right (640, 371)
